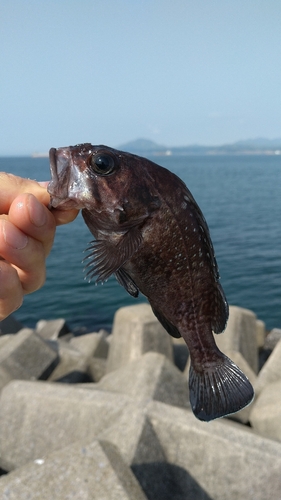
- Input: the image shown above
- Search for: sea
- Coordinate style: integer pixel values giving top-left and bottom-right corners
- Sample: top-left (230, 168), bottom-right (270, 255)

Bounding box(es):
top-left (1, 154), bottom-right (280, 333)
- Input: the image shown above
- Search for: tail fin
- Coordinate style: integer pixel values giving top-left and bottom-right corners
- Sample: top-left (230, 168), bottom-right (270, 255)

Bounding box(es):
top-left (189, 354), bottom-right (254, 422)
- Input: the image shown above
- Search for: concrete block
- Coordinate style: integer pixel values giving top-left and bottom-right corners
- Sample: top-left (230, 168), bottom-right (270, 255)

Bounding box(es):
top-left (100, 401), bottom-right (217, 500)
top-left (47, 341), bottom-right (91, 383)
top-left (250, 380), bottom-right (281, 442)
top-left (255, 338), bottom-right (281, 396)
top-left (0, 380), bottom-right (133, 470)
top-left (0, 335), bottom-right (13, 349)
top-left (0, 314), bottom-right (23, 334)
top-left (88, 357), bottom-right (107, 382)
top-left (70, 331), bottom-right (109, 358)
top-left (36, 318), bottom-right (71, 340)
top-left (0, 329), bottom-right (58, 391)
top-left (256, 319), bottom-right (266, 348)
top-left (57, 332), bottom-right (74, 342)
top-left (215, 305), bottom-right (259, 373)
top-left (147, 401), bottom-right (281, 500)
top-left (99, 352), bottom-right (189, 409)
top-left (100, 409), bottom-right (181, 500)
top-left (106, 304), bottom-right (173, 373)
top-left (264, 328), bottom-right (281, 350)
top-left (99, 404), bottom-right (166, 469)
top-left (0, 439), bottom-right (147, 500)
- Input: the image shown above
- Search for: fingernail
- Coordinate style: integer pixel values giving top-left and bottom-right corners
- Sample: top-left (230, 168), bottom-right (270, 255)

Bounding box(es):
top-left (27, 194), bottom-right (47, 227)
top-left (38, 181), bottom-right (49, 188)
top-left (2, 221), bottom-right (28, 250)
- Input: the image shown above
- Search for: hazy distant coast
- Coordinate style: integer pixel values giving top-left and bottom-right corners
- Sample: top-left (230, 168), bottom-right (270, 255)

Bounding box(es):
top-left (31, 137), bottom-right (281, 158)
top-left (118, 137), bottom-right (281, 157)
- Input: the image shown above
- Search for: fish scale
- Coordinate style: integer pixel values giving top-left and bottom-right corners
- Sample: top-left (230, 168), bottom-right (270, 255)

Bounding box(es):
top-left (48, 143), bottom-right (254, 421)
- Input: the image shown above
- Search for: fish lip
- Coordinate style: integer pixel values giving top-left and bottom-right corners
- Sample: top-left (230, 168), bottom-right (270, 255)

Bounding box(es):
top-left (47, 146), bottom-right (92, 210)
top-left (49, 148), bottom-right (58, 183)
top-left (48, 147), bottom-right (61, 209)
top-left (48, 147), bottom-right (71, 209)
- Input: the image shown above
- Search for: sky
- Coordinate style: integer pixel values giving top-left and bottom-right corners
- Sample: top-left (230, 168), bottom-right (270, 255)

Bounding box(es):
top-left (1, 0), bottom-right (281, 155)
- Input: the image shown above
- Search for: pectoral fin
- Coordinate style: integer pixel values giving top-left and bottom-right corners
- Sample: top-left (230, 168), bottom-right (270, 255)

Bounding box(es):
top-left (83, 227), bottom-right (142, 283)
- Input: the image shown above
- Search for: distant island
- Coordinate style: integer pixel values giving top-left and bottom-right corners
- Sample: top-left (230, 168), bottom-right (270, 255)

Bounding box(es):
top-left (118, 138), bottom-right (281, 156)
top-left (31, 137), bottom-right (281, 158)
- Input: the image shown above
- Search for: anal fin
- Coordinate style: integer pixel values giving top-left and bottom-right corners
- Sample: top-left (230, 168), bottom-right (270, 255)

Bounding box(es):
top-left (189, 354), bottom-right (254, 422)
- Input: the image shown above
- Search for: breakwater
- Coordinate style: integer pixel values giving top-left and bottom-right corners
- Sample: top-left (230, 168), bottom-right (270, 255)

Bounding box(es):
top-left (0, 303), bottom-right (280, 499)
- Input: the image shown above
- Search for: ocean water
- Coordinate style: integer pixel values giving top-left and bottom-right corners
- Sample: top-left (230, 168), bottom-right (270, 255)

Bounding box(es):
top-left (1, 154), bottom-right (280, 332)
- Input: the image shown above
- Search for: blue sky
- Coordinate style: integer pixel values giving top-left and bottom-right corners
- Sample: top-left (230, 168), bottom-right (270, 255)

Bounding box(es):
top-left (1, 0), bottom-right (281, 155)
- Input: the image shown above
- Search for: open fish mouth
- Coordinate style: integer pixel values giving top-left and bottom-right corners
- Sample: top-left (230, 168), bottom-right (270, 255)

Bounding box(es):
top-left (48, 147), bottom-right (71, 209)
top-left (49, 147), bottom-right (58, 183)
top-left (48, 147), bottom-right (91, 210)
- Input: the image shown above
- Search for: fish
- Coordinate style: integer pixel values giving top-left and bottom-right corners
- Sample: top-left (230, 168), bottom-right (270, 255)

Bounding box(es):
top-left (48, 143), bottom-right (254, 421)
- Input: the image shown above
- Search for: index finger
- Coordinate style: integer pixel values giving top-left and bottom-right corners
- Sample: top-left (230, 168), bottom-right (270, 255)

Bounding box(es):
top-left (0, 173), bottom-right (50, 213)
top-left (0, 173), bottom-right (79, 226)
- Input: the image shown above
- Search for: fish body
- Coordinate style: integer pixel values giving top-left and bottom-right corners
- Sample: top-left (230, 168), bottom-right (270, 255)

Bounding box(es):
top-left (48, 144), bottom-right (254, 421)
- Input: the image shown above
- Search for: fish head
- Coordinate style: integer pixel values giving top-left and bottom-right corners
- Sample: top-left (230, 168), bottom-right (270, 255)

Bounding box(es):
top-left (48, 144), bottom-right (120, 211)
top-left (48, 144), bottom-right (161, 223)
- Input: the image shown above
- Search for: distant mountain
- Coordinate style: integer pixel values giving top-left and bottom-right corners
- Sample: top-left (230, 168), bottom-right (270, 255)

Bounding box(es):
top-left (118, 138), bottom-right (281, 156)
top-left (232, 137), bottom-right (281, 148)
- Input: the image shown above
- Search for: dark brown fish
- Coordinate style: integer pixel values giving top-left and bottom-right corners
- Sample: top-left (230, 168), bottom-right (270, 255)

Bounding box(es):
top-left (48, 143), bottom-right (254, 421)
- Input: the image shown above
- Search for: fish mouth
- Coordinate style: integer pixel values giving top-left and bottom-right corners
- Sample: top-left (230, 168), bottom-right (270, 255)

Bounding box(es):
top-left (47, 147), bottom-right (92, 210)
top-left (47, 148), bottom-right (66, 209)
top-left (49, 148), bottom-right (59, 187)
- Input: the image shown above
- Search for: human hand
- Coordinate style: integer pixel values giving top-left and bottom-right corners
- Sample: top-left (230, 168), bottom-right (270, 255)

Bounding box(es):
top-left (0, 173), bottom-right (79, 320)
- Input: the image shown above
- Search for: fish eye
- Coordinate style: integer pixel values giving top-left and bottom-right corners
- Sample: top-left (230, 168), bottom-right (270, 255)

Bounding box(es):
top-left (90, 154), bottom-right (116, 175)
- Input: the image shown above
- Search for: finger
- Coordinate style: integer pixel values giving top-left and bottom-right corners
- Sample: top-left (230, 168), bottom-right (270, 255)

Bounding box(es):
top-left (0, 219), bottom-right (46, 294)
top-left (7, 193), bottom-right (56, 257)
top-left (38, 181), bottom-right (79, 225)
top-left (51, 207), bottom-right (79, 226)
top-left (0, 173), bottom-right (50, 212)
top-left (0, 173), bottom-right (79, 226)
top-left (0, 260), bottom-right (23, 320)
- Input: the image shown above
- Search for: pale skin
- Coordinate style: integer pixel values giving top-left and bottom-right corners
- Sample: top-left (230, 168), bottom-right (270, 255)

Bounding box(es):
top-left (0, 173), bottom-right (79, 321)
